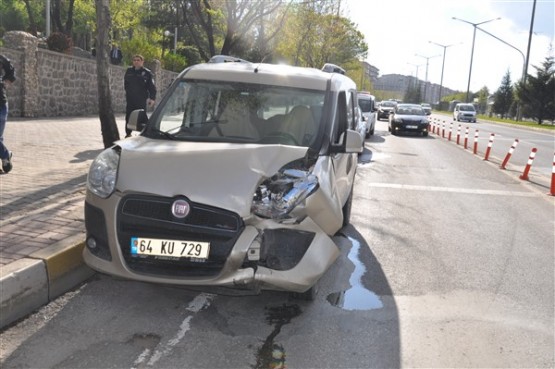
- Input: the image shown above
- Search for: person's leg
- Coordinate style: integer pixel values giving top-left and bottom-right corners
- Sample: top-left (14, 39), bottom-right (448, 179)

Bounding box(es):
top-left (0, 103), bottom-right (13, 173)
top-left (0, 103), bottom-right (9, 159)
top-left (125, 105), bottom-right (133, 137)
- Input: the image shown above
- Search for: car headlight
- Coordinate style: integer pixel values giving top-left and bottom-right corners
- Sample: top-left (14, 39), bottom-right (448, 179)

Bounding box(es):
top-left (252, 168), bottom-right (319, 219)
top-left (422, 118), bottom-right (429, 124)
top-left (87, 147), bottom-right (120, 198)
top-left (394, 117), bottom-right (403, 123)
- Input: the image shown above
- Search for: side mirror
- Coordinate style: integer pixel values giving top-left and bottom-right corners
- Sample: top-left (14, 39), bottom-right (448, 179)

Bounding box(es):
top-left (344, 129), bottom-right (363, 153)
top-left (127, 109), bottom-right (148, 132)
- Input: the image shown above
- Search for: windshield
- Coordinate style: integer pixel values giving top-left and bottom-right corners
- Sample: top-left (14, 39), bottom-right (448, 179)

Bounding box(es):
top-left (459, 104), bottom-right (475, 112)
top-left (147, 79), bottom-right (325, 147)
top-left (358, 98), bottom-right (373, 113)
top-left (381, 101), bottom-right (397, 107)
top-left (396, 105), bottom-right (425, 116)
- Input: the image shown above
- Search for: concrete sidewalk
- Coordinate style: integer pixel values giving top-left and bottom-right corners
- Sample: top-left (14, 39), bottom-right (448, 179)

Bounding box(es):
top-left (0, 116), bottom-right (129, 329)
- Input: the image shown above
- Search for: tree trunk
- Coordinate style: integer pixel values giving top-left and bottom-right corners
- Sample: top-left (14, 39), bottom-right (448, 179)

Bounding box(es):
top-left (95, 0), bottom-right (120, 148)
top-left (22, 0), bottom-right (38, 36)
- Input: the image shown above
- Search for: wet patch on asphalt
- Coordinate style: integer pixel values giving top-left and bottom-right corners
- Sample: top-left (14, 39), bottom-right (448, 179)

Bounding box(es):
top-left (327, 236), bottom-right (383, 311)
top-left (251, 304), bottom-right (302, 369)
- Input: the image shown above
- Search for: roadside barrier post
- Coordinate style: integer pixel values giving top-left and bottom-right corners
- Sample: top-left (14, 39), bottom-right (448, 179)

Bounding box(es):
top-left (550, 152), bottom-right (555, 196)
top-left (448, 122), bottom-right (453, 141)
top-left (500, 139), bottom-right (519, 169)
top-left (442, 121), bottom-right (445, 138)
top-left (473, 129), bottom-right (479, 154)
top-left (464, 126), bottom-right (469, 149)
top-left (483, 133), bottom-right (495, 161)
top-left (456, 124), bottom-right (461, 145)
top-left (519, 148), bottom-right (537, 181)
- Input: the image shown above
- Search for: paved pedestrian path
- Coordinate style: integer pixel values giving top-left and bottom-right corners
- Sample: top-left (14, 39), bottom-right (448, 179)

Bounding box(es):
top-left (0, 115), bottom-right (128, 328)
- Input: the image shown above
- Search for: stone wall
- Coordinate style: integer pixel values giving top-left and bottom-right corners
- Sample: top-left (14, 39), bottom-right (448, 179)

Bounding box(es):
top-left (1, 31), bottom-right (179, 118)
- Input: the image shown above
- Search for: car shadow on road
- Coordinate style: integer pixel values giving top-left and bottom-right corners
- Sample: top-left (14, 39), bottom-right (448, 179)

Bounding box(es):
top-left (70, 149), bottom-right (104, 163)
top-left (332, 224), bottom-right (401, 368)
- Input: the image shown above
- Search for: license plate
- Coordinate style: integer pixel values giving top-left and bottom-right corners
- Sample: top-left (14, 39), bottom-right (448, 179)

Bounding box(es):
top-left (406, 125), bottom-right (418, 129)
top-left (130, 237), bottom-right (210, 259)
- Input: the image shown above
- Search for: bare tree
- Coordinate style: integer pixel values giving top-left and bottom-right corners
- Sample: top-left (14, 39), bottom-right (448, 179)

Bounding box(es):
top-left (52, 0), bottom-right (76, 35)
top-left (95, 0), bottom-right (120, 148)
top-left (181, 0), bottom-right (287, 60)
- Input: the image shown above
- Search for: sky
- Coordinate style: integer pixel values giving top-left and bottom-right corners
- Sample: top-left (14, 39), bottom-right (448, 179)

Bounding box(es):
top-left (344, 0), bottom-right (554, 94)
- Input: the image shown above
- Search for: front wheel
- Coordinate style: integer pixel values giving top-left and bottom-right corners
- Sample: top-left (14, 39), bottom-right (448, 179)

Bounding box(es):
top-left (342, 187), bottom-right (353, 227)
top-left (290, 280), bottom-right (319, 301)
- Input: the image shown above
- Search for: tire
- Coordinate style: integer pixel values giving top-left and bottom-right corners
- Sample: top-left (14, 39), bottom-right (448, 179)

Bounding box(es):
top-left (342, 186), bottom-right (353, 227)
top-left (422, 131), bottom-right (428, 137)
top-left (290, 282), bottom-right (318, 301)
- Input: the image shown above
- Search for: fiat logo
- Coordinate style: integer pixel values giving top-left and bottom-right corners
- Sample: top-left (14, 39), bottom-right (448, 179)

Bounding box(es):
top-left (171, 199), bottom-right (190, 218)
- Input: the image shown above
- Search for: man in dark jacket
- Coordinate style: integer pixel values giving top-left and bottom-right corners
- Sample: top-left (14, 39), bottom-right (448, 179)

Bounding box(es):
top-left (110, 45), bottom-right (123, 65)
top-left (0, 54), bottom-right (16, 173)
top-left (124, 54), bottom-right (156, 137)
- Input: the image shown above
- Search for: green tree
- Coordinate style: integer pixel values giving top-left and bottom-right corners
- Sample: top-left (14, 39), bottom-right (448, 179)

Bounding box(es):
top-left (492, 70), bottom-right (513, 119)
top-left (516, 55), bottom-right (555, 124)
top-left (274, 1), bottom-right (367, 68)
top-left (476, 86), bottom-right (489, 114)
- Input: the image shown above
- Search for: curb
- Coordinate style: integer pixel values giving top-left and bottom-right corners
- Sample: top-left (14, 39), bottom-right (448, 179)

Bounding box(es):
top-left (0, 233), bottom-right (94, 329)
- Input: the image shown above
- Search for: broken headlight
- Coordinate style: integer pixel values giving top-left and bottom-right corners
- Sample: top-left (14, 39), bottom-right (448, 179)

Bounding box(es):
top-left (252, 168), bottom-right (319, 219)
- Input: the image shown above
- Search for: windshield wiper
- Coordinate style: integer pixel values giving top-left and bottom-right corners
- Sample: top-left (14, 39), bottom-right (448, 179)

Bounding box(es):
top-left (148, 126), bottom-right (178, 140)
top-left (187, 119), bottom-right (227, 126)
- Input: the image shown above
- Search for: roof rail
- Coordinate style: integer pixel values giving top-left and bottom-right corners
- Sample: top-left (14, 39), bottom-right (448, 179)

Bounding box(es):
top-left (321, 63), bottom-right (346, 75)
top-left (208, 55), bottom-right (250, 63)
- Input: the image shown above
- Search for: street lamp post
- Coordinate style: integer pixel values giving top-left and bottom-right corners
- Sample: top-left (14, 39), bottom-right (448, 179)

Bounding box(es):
top-left (415, 53), bottom-right (441, 103)
top-left (164, 28), bottom-right (178, 54)
top-left (452, 16), bottom-right (501, 103)
top-left (428, 41), bottom-right (461, 106)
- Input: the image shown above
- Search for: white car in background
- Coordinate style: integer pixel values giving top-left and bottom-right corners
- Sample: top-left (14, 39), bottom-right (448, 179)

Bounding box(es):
top-left (453, 103), bottom-right (477, 122)
top-left (357, 92), bottom-right (377, 137)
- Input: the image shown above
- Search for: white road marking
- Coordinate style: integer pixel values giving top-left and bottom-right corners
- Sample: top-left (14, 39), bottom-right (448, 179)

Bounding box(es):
top-left (367, 182), bottom-right (537, 197)
top-left (131, 293), bottom-right (214, 368)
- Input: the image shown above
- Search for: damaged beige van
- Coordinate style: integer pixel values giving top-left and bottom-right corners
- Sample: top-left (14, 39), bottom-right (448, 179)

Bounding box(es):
top-left (84, 58), bottom-right (362, 300)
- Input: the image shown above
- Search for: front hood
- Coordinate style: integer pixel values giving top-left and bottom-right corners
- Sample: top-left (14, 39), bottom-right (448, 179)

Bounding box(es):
top-left (395, 114), bottom-right (426, 122)
top-left (116, 138), bottom-right (308, 216)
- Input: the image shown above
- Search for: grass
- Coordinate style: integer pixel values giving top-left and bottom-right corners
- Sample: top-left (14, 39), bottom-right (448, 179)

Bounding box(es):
top-left (435, 111), bottom-right (555, 131)
top-left (476, 115), bottom-right (555, 131)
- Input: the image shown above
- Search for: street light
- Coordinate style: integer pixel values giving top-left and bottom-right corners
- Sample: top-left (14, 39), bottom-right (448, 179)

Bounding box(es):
top-left (428, 41), bottom-right (461, 105)
top-left (452, 16), bottom-right (501, 103)
top-left (415, 53), bottom-right (441, 103)
top-left (164, 28), bottom-right (178, 54)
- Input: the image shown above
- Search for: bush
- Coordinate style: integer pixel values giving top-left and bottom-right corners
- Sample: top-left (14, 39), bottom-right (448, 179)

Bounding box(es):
top-left (121, 36), bottom-right (160, 66)
top-left (46, 32), bottom-right (73, 53)
top-left (162, 52), bottom-right (187, 72)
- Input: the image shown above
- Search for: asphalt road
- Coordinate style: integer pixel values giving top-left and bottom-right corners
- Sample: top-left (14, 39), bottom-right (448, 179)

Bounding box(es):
top-left (430, 113), bottom-right (555, 180)
top-left (1, 120), bottom-right (553, 368)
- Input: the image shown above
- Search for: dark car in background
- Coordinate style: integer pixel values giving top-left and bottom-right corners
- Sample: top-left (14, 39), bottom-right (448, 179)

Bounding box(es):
top-left (388, 103), bottom-right (429, 136)
top-left (377, 100), bottom-right (397, 120)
